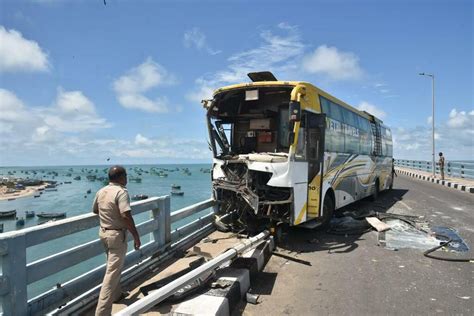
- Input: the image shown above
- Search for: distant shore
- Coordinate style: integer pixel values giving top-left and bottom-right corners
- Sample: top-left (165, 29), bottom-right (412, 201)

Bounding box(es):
top-left (0, 184), bottom-right (49, 201)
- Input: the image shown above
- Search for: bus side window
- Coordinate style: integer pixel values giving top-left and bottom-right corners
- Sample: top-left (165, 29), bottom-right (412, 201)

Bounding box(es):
top-left (295, 114), bottom-right (306, 160)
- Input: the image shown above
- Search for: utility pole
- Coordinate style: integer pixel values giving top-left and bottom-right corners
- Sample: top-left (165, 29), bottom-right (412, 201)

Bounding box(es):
top-left (419, 72), bottom-right (435, 177)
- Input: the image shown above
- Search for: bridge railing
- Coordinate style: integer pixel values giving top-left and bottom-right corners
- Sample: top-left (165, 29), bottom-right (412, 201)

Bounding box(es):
top-left (0, 196), bottom-right (216, 315)
top-left (395, 159), bottom-right (474, 179)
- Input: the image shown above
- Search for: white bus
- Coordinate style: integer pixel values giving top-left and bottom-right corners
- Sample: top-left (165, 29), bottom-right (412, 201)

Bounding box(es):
top-left (204, 72), bottom-right (393, 231)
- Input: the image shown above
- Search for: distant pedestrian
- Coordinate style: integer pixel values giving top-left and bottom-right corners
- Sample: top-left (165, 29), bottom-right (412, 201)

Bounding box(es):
top-left (390, 158), bottom-right (397, 189)
top-left (438, 152), bottom-right (445, 180)
top-left (93, 165), bottom-right (141, 316)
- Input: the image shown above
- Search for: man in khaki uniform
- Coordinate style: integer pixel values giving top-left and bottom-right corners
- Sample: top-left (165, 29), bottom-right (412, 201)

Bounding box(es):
top-left (438, 152), bottom-right (445, 180)
top-left (93, 165), bottom-right (141, 316)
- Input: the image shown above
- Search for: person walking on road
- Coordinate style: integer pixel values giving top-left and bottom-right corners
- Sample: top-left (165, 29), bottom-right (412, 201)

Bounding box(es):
top-left (438, 152), bottom-right (445, 180)
top-left (390, 158), bottom-right (397, 189)
top-left (93, 165), bottom-right (141, 316)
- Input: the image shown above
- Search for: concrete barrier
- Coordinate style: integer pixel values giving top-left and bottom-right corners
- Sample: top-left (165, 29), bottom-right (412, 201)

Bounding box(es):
top-left (172, 237), bottom-right (275, 316)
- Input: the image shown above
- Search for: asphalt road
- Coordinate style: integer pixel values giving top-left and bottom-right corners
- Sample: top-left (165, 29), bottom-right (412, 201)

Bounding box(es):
top-left (242, 175), bottom-right (474, 316)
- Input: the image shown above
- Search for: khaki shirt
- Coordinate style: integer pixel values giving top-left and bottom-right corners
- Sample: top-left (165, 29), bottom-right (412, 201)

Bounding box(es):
top-left (93, 183), bottom-right (131, 229)
top-left (439, 156), bottom-right (445, 169)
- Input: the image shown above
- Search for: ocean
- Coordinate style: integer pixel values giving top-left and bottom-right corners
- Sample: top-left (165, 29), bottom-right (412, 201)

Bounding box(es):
top-left (0, 164), bottom-right (212, 299)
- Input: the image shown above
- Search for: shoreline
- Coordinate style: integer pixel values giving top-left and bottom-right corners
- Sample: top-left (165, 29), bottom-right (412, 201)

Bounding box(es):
top-left (0, 183), bottom-right (49, 202)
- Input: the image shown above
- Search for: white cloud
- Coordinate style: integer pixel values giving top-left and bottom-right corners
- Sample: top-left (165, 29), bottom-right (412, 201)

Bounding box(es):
top-left (357, 101), bottom-right (387, 119)
top-left (183, 27), bottom-right (221, 55)
top-left (447, 108), bottom-right (473, 128)
top-left (187, 23), bottom-right (305, 102)
top-left (113, 57), bottom-right (175, 113)
top-left (302, 45), bottom-right (363, 80)
top-left (40, 88), bottom-right (110, 132)
top-left (427, 116), bottom-right (433, 124)
top-left (0, 26), bottom-right (49, 72)
top-left (393, 108), bottom-right (474, 160)
top-left (135, 133), bottom-right (153, 146)
top-left (0, 88), bottom-right (31, 122)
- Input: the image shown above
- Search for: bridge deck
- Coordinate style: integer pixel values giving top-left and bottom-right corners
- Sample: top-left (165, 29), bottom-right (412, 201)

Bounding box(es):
top-left (244, 174), bottom-right (473, 315)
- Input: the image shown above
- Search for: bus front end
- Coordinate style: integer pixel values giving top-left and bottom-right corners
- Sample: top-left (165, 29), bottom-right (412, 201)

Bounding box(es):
top-left (204, 83), bottom-right (300, 232)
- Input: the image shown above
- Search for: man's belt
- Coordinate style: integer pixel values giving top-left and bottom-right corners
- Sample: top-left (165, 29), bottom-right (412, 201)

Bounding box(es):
top-left (101, 227), bottom-right (125, 231)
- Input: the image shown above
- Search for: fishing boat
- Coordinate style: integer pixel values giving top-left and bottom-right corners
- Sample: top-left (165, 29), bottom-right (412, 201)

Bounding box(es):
top-left (0, 210), bottom-right (16, 218)
top-left (73, 176), bottom-right (81, 180)
top-left (129, 177), bottom-right (142, 183)
top-left (34, 195), bottom-right (41, 198)
top-left (171, 184), bottom-right (181, 190)
top-left (64, 181), bottom-right (72, 184)
top-left (131, 194), bottom-right (149, 201)
top-left (16, 218), bottom-right (25, 226)
top-left (25, 211), bottom-right (35, 218)
top-left (37, 212), bottom-right (66, 219)
top-left (171, 190), bottom-right (184, 196)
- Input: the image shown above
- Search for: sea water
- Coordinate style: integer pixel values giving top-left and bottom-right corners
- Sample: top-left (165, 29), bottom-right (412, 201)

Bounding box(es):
top-left (0, 164), bottom-right (212, 299)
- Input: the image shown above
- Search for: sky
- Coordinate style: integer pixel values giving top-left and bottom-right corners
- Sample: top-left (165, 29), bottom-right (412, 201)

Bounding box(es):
top-left (0, 0), bottom-right (472, 166)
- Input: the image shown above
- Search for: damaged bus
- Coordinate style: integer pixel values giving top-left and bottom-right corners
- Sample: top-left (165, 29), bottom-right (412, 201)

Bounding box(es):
top-left (203, 71), bottom-right (393, 232)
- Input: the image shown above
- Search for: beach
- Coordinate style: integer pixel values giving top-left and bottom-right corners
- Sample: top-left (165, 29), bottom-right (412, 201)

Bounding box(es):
top-left (0, 183), bottom-right (48, 201)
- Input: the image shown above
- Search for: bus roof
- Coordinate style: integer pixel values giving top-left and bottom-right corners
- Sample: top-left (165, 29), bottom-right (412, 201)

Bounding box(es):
top-left (213, 80), bottom-right (376, 121)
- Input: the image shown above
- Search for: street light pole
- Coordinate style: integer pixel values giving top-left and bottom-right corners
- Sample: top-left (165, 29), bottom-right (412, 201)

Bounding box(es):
top-left (419, 72), bottom-right (435, 177)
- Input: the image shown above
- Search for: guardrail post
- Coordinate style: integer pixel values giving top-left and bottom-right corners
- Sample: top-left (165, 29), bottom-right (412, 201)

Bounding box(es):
top-left (153, 196), bottom-right (171, 247)
top-left (0, 235), bottom-right (27, 315)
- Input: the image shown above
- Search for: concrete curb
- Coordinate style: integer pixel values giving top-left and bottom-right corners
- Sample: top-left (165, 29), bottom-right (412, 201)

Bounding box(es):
top-left (172, 237), bottom-right (275, 316)
top-left (395, 168), bottom-right (474, 194)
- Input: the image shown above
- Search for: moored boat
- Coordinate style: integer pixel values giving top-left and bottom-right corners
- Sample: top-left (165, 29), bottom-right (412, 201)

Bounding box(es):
top-left (0, 210), bottom-right (16, 218)
top-left (131, 194), bottom-right (149, 201)
top-left (171, 184), bottom-right (181, 190)
top-left (25, 211), bottom-right (35, 218)
top-left (171, 190), bottom-right (184, 196)
top-left (37, 212), bottom-right (66, 219)
top-left (16, 217), bottom-right (25, 226)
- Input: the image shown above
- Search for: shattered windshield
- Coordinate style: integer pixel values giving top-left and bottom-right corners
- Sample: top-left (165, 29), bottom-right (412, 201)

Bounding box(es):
top-left (207, 86), bottom-right (293, 158)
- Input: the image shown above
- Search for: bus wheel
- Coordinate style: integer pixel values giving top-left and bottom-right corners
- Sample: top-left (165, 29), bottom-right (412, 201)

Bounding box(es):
top-left (320, 194), bottom-right (334, 228)
top-left (371, 179), bottom-right (379, 201)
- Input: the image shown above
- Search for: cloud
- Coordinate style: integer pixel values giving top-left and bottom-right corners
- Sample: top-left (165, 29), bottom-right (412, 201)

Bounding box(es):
top-left (183, 27), bottom-right (221, 55)
top-left (357, 101), bottom-right (387, 119)
top-left (302, 45), bottom-right (363, 80)
top-left (0, 88), bottom-right (31, 122)
top-left (0, 88), bottom-right (110, 148)
top-left (113, 57), bottom-right (175, 113)
top-left (393, 108), bottom-right (474, 160)
top-left (427, 116), bottom-right (433, 124)
top-left (39, 88), bottom-right (110, 132)
top-left (186, 23), bottom-right (305, 102)
top-left (447, 108), bottom-right (473, 128)
top-left (0, 26), bottom-right (49, 72)
top-left (135, 133), bottom-right (153, 146)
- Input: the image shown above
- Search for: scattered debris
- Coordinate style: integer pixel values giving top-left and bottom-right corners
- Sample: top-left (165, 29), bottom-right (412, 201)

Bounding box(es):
top-left (366, 217), bottom-right (391, 232)
top-left (246, 292), bottom-right (260, 304)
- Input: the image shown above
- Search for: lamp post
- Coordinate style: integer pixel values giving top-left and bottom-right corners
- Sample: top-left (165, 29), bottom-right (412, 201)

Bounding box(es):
top-left (419, 72), bottom-right (435, 177)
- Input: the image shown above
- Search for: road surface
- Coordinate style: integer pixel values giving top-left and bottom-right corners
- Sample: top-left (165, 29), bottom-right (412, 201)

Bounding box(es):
top-left (242, 174), bottom-right (474, 315)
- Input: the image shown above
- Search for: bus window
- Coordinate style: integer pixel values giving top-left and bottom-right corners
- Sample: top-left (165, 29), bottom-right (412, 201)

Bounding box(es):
top-left (295, 114), bottom-right (306, 159)
top-left (278, 107), bottom-right (290, 149)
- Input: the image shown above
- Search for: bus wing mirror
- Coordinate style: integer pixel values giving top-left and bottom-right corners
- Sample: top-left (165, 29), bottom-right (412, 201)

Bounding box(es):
top-left (289, 101), bottom-right (301, 122)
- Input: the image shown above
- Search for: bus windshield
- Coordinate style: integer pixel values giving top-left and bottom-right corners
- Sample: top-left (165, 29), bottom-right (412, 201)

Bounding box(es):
top-left (207, 86), bottom-right (293, 158)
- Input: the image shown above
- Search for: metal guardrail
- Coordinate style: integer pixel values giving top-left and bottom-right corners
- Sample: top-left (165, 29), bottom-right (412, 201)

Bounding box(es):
top-left (395, 159), bottom-right (474, 179)
top-left (0, 196), bottom-right (216, 315)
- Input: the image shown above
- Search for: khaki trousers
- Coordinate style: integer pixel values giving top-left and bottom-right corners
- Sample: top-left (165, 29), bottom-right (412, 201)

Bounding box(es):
top-left (95, 229), bottom-right (127, 316)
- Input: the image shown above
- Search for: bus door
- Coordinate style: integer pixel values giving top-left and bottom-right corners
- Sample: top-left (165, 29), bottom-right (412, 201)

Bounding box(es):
top-left (306, 112), bottom-right (326, 219)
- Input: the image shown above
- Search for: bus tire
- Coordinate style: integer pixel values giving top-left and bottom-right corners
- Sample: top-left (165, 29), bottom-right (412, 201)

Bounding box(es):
top-left (371, 179), bottom-right (379, 201)
top-left (320, 193), bottom-right (335, 228)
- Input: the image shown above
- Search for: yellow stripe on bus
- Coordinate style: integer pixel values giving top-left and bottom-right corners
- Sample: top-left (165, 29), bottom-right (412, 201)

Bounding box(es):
top-left (295, 202), bottom-right (307, 225)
